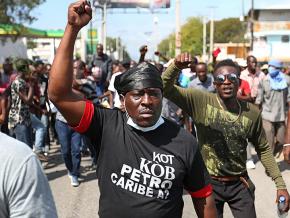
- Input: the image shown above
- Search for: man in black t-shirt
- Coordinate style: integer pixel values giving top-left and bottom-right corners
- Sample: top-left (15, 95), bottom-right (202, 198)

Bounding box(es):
top-left (48, 1), bottom-right (217, 217)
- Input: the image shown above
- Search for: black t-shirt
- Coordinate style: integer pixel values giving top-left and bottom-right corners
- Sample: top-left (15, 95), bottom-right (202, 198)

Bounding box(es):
top-left (74, 101), bottom-right (212, 218)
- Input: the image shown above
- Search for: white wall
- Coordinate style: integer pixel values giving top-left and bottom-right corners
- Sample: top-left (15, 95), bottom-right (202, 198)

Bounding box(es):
top-left (0, 37), bottom-right (27, 63)
top-left (27, 37), bottom-right (85, 63)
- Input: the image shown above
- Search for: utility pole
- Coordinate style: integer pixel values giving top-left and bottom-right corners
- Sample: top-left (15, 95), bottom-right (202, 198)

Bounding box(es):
top-left (250, 0), bottom-right (254, 52)
top-left (209, 7), bottom-right (215, 62)
top-left (90, 20), bottom-right (93, 54)
top-left (101, 1), bottom-right (107, 53)
top-left (93, 0), bottom-right (108, 53)
top-left (175, 0), bottom-right (181, 56)
top-left (116, 37), bottom-right (119, 60)
top-left (240, 0), bottom-right (246, 58)
top-left (120, 45), bottom-right (124, 61)
top-left (202, 16), bottom-right (207, 61)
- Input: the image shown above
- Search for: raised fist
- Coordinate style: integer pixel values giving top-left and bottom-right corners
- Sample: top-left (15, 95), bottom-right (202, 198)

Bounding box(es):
top-left (68, 0), bottom-right (92, 29)
top-left (139, 45), bottom-right (148, 55)
top-left (154, 51), bottom-right (160, 56)
top-left (174, 52), bottom-right (193, 70)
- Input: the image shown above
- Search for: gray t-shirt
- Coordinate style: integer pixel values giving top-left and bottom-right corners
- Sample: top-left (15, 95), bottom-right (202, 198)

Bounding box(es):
top-left (0, 132), bottom-right (57, 218)
top-left (255, 74), bottom-right (290, 122)
top-left (188, 75), bottom-right (215, 93)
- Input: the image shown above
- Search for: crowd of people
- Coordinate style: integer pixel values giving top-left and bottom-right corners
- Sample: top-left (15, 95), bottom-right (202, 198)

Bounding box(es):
top-left (0, 0), bottom-right (290, 217)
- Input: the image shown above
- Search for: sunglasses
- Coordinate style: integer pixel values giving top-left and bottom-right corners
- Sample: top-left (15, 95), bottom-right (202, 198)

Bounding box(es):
top-left (214, 73), bottom-right (238, 84)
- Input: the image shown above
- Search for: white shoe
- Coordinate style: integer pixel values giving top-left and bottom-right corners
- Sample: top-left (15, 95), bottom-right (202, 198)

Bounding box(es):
top-left (246, 160), bottom-right (256, 169)
top-left (70, 175), bottom-right (79, 187)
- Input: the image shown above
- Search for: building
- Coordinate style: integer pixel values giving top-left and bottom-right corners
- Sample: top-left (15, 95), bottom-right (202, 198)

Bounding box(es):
top-left (0, 24), bottom-right (89, 64)
top-left (213, 42), bottom-right (250, 61)
top-left (247, 8), bottom-right (290, 63)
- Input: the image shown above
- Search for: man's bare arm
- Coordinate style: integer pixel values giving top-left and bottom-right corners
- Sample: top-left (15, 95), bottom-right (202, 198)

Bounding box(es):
top-left (48, 0), bottom-right (92, 126)
top-left (192, 195), bottom-right (217, 218)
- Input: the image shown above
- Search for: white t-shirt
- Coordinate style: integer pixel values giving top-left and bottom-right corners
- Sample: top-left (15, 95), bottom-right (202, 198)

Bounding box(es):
top-left (108, 72), bottom-right (122, 108)
top-left (0, 133), bottom-right (57, 218)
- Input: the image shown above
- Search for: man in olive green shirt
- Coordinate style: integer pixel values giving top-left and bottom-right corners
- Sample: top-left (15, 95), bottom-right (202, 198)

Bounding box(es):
top-left (162, 53), bottom-right (289, 218)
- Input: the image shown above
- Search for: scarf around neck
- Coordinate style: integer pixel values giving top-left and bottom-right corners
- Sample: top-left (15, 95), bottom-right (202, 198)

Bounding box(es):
top-left (269, 70), bottom-right (287, 90)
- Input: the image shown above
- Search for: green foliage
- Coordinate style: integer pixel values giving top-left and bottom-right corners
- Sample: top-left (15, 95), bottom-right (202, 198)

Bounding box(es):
top-left (158, 17), bottom-right (246, 57)
top-left (106, 36), bottom-right (131, 60)
top-left (0, 0), bottom-right (45, 40)
top-left (158, 33), bottom-right (175, 58)
top-left (180, 17), bottom-right (203, 55)
top-left (158, 17), bottom-right (203, 58)
top-left (26, 39), bottom-right (37, 49)
top-left (0, 0), bottom-right (45, 25)
top-left (211, 18), bottom-right (246, 43)
top-left (106, 37), bottom-right (117, 52)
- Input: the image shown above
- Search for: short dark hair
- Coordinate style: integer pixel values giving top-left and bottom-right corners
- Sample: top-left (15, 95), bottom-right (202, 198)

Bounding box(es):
top-left (214, 59), bottom-right (240, 74)
top-left (246, 55), bottom-right (257, 62)
top-left (34, 60), bottom-right (44, 66)
top-left (121, 59), bottom-right (131, 70)
top-left (196, 62), bottom-right (207, 68)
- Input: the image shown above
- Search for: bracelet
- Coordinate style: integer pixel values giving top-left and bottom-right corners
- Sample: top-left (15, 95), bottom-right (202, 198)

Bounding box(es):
top-left (283, 144), bottom-right (290, 147)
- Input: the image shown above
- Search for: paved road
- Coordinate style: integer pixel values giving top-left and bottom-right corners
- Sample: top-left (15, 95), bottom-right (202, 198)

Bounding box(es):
top-left (45, 144), bottom-right (290, 218)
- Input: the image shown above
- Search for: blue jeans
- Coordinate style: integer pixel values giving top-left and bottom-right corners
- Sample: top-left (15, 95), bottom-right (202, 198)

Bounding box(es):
top-left (41, 114), bottom-right (50, 149)
top-left (14, 123), bottom-right (33, 148)
top-left (55, 120), bottom-right (81, 177)
top-left (30, 113), bottom-right (45, 152)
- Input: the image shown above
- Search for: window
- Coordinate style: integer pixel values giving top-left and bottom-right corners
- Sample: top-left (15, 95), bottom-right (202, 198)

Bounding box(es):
top-left (281, 35), bottom-right (289, 43)
top-left (260, 36), bottom-right (267, 42)
top-left (41, 42), bottom-right (51, 46)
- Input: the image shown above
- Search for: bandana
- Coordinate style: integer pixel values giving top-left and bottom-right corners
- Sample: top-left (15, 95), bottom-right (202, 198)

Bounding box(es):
top-left (114, 62), bottom-right (163, 95)
top-left (268, 60), bottom-right (287, 90)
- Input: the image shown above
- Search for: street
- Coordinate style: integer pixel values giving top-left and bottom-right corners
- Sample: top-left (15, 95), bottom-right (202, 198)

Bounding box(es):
top-left (45, 144), bottom-right (290, 218)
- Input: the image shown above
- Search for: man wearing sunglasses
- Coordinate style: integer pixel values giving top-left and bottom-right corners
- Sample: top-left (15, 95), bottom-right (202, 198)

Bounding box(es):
top-left (162, 53), bottom-right (289, 218)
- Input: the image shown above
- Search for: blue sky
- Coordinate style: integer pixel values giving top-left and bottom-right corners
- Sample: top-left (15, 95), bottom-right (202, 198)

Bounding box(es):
top-left (30, 0), bottom-right (290, 60)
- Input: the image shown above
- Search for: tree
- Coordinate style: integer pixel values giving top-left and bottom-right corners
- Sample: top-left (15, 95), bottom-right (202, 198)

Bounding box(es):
top-left (0, 0), bottom-right (45, 39)
top-left (158, 33), bottom-right (175, 58)
top-left (106, 36), bottom-right (131, 60)
top-left (26, 39), bottom-right (37, 49)
top-left (0, 0), bottom-right (45, 25)
top-left (180, 17), bottom-right (203, 55)
top-left (158, 17), bottom-right (203, 58)
top-left (158, 17), bottom-right (246, 58)
top-left (211, 18), bottom-right (246, 43)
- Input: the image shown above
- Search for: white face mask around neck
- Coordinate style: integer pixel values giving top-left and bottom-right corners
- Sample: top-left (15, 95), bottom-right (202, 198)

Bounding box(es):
top-left (126, 116), bottom-right (164, 132)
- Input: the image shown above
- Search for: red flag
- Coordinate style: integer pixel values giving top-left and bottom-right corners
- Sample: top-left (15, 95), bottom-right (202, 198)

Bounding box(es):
top-left (212, 48), bottom-right (221, 58)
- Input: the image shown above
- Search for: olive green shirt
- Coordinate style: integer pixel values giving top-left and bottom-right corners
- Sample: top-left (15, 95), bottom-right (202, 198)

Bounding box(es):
top-left (162, 63), bottom-right (286, 189)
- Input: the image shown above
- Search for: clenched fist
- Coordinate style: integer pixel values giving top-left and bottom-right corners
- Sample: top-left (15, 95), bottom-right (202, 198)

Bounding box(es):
top-left (174, 53), bottom-right (193, 70)
top-left (68, 0), bottom-right (92, 30)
